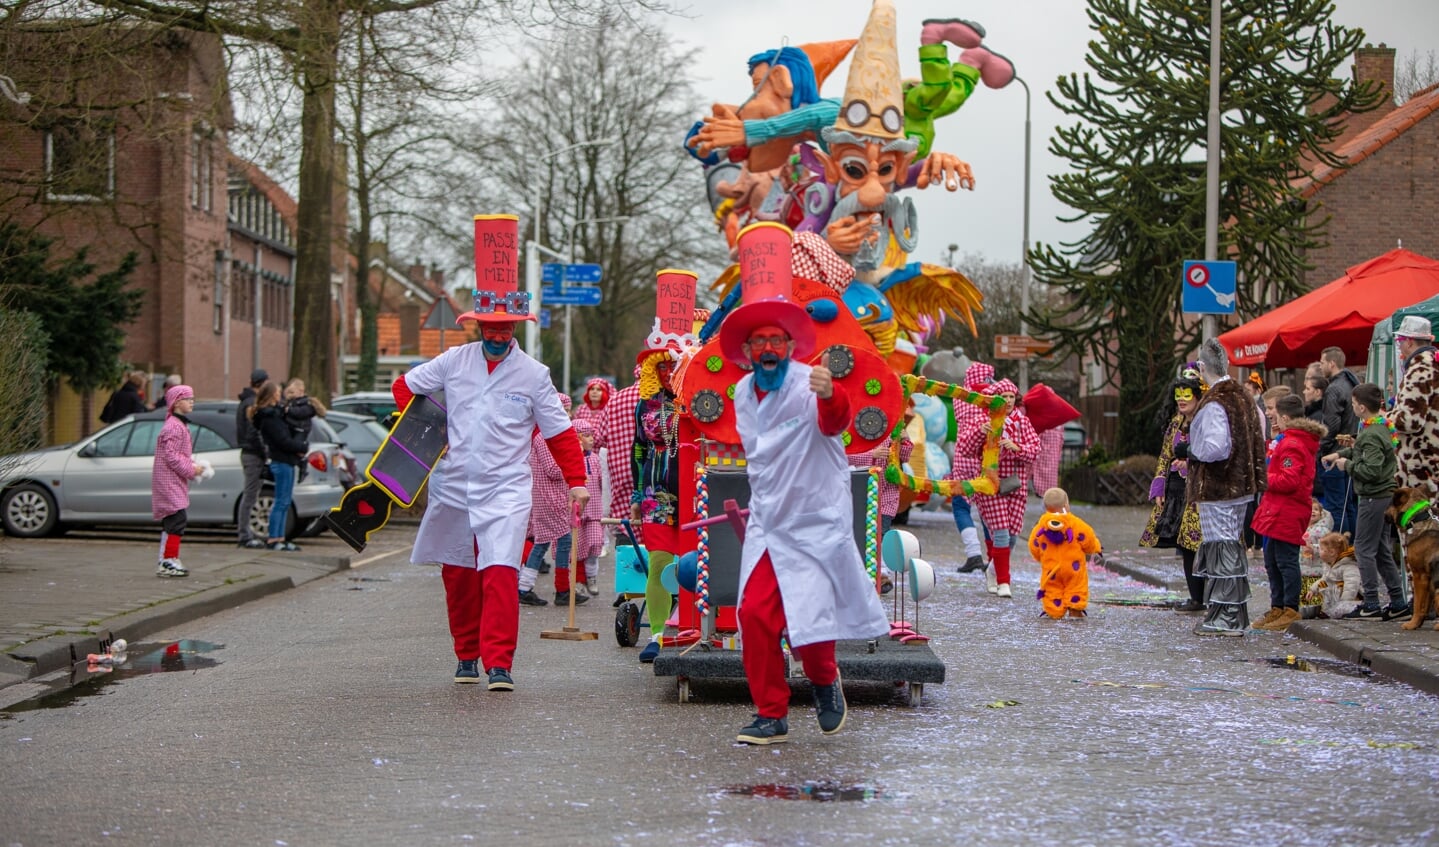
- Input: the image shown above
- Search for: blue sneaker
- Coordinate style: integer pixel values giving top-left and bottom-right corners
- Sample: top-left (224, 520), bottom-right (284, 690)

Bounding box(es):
top-left (736, 715), bottom-right (789, 745)
top-left (453, 659), bottom-right (480, 683)
top-left (812, 671), bottom-right (847, 735)
top-left (487, 667), bottom-right (514, 691)
top-left (638, 640), bottom-right (661, 663)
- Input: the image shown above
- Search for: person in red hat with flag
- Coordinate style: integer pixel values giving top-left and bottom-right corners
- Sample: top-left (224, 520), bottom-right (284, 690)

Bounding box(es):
top-left (720, 222), bottom-right (890, 746)
top-left (391, 214), bottom-right (587, 692)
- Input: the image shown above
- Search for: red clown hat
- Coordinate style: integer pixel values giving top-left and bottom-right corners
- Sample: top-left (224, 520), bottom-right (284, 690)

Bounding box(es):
top-left (718, 222), bottom-right (816, 366)
top-left (636, 268), bottom-right (701, 365)
top-left (457, 214), bottom-right (536, 324)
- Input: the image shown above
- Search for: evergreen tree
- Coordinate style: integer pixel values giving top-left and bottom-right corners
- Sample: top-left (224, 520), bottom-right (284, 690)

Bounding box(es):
top-left (0, 222), bottom-right (142, 394)
top-left (1028, 0), bottom-right (1382, 455)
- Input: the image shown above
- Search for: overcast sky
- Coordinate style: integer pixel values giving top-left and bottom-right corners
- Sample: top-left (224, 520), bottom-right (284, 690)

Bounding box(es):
top-left (659, 0), bottom-right (1438, 267)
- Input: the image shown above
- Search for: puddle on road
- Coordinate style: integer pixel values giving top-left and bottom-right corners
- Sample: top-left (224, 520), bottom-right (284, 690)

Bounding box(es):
top-left (721, 782), bottom-right (885, 802)
top-left (2, 639), bottom-right (223, 716)
top-left (1248, 655), bottom-right (1376, 679)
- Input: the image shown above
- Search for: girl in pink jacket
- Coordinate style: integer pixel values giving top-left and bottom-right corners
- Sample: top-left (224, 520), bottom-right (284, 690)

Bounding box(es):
top-left (151, 384), bottom-right (203, 577)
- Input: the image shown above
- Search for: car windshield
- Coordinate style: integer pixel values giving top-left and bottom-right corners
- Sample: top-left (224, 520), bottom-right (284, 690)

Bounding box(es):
top-left (326, 417), bottom-right (387, 450)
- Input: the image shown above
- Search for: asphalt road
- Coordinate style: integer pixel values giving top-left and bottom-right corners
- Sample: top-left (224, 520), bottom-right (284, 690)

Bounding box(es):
top-left (1, 505), bottom-right (1437, 846)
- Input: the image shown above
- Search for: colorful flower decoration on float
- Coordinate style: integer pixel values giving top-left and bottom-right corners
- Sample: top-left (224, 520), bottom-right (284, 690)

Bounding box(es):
top-left (885, 374), bottom-right (1007, 498)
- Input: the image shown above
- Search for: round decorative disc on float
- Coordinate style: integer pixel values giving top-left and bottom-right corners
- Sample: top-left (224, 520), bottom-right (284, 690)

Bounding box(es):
top-left (881, 529), bottom-right (920, 574)
top-left (907, 557), bottom-right (935, 602)
top-left (675, 338), bottom-right (745, 445)
top-left (805, 345), bottom-right (902, 454)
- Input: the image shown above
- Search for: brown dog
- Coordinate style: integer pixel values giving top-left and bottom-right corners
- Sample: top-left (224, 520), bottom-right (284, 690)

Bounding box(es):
top-left (1387, 488), bottom-right (1439, 631)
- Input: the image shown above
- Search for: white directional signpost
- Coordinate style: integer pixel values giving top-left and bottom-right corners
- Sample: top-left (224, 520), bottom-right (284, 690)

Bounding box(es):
top-left (541, 263), bottom-right (605, 393)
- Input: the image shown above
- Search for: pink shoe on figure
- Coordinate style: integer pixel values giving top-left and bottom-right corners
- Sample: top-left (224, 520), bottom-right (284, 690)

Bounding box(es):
top-left (920, 18), bottom-right (986, 49)
top-left (959, 46), bottom-right (1016, 89)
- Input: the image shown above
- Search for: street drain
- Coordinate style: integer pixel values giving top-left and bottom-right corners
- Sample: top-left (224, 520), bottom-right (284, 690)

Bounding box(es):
top-left (722, 782), bottom-right (884, 802)
top-left (2, 639), bottom-right (223, 715)
top-left (1251, 655), bottom-right (1375, 678)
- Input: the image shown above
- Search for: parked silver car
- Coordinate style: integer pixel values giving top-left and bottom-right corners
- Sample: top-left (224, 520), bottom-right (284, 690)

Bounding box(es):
top-left (0, 406), bottom-right (346, 539)
top-left (320, 410), bottom-right (390, 476)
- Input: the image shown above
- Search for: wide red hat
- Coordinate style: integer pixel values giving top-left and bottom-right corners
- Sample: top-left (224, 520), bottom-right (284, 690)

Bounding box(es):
top-left (718, 222), bottom-right (816, 366)
top-left (457, 214), bottom-right (536, 324)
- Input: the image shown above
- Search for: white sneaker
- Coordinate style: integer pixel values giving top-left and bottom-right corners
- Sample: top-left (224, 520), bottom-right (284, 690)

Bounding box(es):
top-left (585, 579), bottom-right (598, 596)
top-left (997, 583), bottom-right (1012, 598)
top-left (985, 565), bottom-right (999, 595)
top-left (156, 558), bottom-right (189, 578)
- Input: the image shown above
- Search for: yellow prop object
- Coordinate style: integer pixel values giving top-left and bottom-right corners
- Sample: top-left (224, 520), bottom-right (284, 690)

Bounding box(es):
top-left (886, 374), bottom-right (1007, 498)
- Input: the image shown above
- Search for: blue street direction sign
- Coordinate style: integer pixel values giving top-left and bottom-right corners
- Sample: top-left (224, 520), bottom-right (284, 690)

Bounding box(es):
top-left (564, 263), bottom-right (603, 284)
top-left (1181, 260), bottom-right (1237, 315)
top-left (538, 308), bottom-right (552, 329)
top-left (542, 286), bottom-right (603, 307)
top-left (541, 263), bottom-right (563, 285)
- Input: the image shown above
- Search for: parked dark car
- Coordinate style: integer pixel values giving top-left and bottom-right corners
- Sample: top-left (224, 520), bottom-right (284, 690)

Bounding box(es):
top-left (1062, 420), bottom-right (1089, 466)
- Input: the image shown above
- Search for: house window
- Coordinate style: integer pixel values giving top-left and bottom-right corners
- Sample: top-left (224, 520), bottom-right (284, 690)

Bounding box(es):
top-left (44, 118), bottom-right (114, 201)
top-left (191, 124), bottom-right (213, 212)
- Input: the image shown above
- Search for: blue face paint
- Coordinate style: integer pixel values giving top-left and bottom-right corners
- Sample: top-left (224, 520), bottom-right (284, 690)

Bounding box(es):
top-left (752, 353), bottom-right (789, 392)
top-left (482, 338), bottom-right (510, 357)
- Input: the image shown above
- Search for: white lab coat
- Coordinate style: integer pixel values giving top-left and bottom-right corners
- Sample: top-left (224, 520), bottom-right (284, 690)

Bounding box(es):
top-left (403, 340), bottom-right (572, 570)
top-left (733, 362), bottom-right (890, 647)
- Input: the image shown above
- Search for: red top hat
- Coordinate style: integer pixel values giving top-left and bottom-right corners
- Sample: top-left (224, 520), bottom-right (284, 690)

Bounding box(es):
top-left (718, 222), bottom-right (816, 366)
top-left (457, 214), bottom-right (536, 324)
top-left (636, 269), bottom-right (701, 365)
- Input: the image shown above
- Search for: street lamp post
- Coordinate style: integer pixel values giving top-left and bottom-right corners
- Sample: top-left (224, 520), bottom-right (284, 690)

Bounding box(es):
top-left (525, 139), bottom-right (616, 359)
top-left (1015, 75), bottom-right (1033, 393)
top-left (562, 214), bottom-right (633, 395)
top-left (1202, 0), bottom-right (1221, 343)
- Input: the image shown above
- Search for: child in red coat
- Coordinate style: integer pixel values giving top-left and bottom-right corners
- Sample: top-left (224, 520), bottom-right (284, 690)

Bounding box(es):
top-left (1251, 393), bottom-right (1327, 631)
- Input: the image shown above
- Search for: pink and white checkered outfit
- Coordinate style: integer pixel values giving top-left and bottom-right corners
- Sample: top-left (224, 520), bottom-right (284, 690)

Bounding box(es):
top-left (955, 381), bottom-right (1040, 535)
top-left (574, 451), bottom-right (605, 561)
top-left (527, 431), bottom-right (572, 545)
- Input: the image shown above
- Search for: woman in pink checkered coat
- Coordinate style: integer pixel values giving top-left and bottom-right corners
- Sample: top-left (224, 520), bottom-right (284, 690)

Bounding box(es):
top-left (954, 378), bottom-right (1039, 597)
top-left (571, 419), bottom-right (605, 594)
top-left (573, 378), bottom-right (610, 432)
top-left (519, 394), bottom-right (588, 607)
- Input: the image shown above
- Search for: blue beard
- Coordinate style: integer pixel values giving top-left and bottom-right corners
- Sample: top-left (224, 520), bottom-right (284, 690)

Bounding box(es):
top-left (482, 338), bottom-right (510, 357)
top-left (752, 355), bottom-right (789, 393)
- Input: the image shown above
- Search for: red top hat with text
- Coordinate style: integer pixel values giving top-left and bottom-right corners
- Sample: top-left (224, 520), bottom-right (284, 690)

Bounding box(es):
top-left (719, 222), bottom-right (816, 366)
top-left (457, 214), bottom-right (536, 324)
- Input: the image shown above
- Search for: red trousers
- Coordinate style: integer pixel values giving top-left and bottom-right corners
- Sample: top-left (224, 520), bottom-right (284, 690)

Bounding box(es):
top-left (738, 552), bottom-right (837, 719)
top-left (441, 564), bottom-right (519, 671)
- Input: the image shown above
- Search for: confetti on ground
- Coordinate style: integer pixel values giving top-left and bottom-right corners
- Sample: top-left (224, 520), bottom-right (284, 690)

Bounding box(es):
top-left (1071, 679), bottom-right (1371, 709)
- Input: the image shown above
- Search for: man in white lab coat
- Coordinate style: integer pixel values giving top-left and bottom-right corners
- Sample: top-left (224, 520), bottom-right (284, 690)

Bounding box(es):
top-left (393, 292), bottom-right (586, 691)
top-left (719, 295), bottom-right (891, 746)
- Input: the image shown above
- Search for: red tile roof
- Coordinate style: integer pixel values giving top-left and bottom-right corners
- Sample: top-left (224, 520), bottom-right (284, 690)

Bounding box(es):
top-left (1295, 82), bottom-right (1439, 198)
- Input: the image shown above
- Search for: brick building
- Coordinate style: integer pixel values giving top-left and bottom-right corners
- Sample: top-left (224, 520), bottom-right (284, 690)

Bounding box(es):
top-left (341, 248), bottom-right (472, 391)
top-left (0, 26), bottom-right (236, 440)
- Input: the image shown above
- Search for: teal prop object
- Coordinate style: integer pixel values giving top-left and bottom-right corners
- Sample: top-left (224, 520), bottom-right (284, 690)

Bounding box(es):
top-left (882, 528), bottom-right (919, 574)
top-left (677, 550), bottom-right (699, 594)
top-left (660, 562), bottom-right (679, 594)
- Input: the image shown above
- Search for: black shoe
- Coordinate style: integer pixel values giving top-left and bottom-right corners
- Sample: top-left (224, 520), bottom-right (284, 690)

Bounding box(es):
top-left (454, 659), bottom-right (481, 684)
top-left (518, 589), bottom-right (548, 606)
top-left (957, 555), bottom-right (986, 573)
top-left (812, 672), bottom-right (847, 735)
top-left (736, 715), bottom-right (789, 745)
top-left (1173, 599), bottom-right (1205, 613)
top-left (538, 561), bottom-right (551, 574)
top-left (612, 594), bottom-right (625, 608)
top-left (238, 538), bottom-right (267, 549)
top-left (1383, 604), bottom-right (1412, 621)
top-left (1342, 605), bottom-right (1384, 619)
top-left (486, 667), bottom-right (514, 691)
top-left (554, 590), bottom-right (589, 606)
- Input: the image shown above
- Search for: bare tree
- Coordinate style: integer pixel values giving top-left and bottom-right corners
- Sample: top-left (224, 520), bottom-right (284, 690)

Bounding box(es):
top-left (461, 12), bottom-right (713, 385)
top-left (1394, 49), bottom-right (1439, 104)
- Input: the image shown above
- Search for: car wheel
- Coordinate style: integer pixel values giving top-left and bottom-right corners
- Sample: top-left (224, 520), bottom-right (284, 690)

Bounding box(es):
top-left (2, 483), bottom-right (60, 538)
top-left (244, 493), bottom-right (299, 541)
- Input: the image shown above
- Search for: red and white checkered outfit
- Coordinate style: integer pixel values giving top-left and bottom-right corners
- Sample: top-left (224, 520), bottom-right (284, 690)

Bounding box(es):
top-left (600, 381), bottom-right (644, 539)
top-left (1032, 426), bottom-right (1063, 494)
top-left (955, 378), bottom-right (1039, 587)
top-left (791, 230), bottom-right (855, 294)
top-left (573, 377), bottom-right (610, 435)
top-left (573, 424), bottom-right (605, 562)
top-left (947, 362), bottom-right (995, 482)
top-left (847, 436), bottom-right (913, 517)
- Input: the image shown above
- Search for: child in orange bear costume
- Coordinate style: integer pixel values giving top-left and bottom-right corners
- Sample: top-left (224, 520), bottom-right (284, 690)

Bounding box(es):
top-left (1028, 487), bottom-right (1102, 619)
